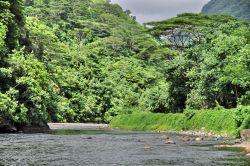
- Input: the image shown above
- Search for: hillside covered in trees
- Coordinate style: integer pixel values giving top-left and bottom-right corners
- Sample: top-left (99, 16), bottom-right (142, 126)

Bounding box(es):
top-left (202, 0), bottom-right (250, 21)
top-left (0, 0), bottom-right (249, 132)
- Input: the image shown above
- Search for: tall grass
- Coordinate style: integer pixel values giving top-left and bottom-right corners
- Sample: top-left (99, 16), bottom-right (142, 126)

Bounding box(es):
top-left (111, 106), bottom-right (250, 138)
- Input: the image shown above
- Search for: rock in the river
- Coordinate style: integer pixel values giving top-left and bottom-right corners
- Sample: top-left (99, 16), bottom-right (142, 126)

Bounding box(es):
top-left (195, 137), bottom-right (204, 141)
top-left (165, 140), bottom-right (176, 144)
top-left (159, 135), bottom-right (170, 140)
top-left (246, 153), bottom-right (250, 156)
top-left (0, 119), bottom-right (17, 133)
top-left (243, 145), bottom-right (250, 155)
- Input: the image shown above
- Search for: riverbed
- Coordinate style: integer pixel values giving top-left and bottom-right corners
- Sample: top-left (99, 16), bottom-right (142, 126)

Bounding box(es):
top-left (0, 130), bottom-right (249, 166)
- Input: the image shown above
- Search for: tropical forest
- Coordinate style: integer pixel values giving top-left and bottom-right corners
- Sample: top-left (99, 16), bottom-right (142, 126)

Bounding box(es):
top-left (0, 0), bottom-right (250, 164)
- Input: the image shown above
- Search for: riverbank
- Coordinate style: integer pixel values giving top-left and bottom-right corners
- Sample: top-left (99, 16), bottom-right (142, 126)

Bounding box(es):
top-left (48, 123), bottom-right (227, 138)
top-left (110, 107), bottom-right (250, 138)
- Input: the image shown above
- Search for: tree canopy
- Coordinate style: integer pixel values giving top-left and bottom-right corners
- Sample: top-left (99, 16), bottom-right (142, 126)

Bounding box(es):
top-left (0, 0), bottom-right (249, 127)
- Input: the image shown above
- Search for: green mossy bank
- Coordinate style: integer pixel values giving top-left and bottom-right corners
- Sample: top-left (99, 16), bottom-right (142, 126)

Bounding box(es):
top-left (111, 106), bottom-right (250, 138)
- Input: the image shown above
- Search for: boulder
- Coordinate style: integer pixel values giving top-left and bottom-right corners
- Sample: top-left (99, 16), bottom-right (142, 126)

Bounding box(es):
top-left (242, 144), bottom-right (250, 155)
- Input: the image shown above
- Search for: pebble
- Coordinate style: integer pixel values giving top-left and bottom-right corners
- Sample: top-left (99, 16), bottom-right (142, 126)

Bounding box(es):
top-left (159, 135), bottom-right (170, 140)
top-left (195, 137), bottom-right (203, 141)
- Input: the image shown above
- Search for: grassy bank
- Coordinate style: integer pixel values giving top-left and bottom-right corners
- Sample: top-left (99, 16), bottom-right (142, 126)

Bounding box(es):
top-left (111, 106), bottom-right (250, 138)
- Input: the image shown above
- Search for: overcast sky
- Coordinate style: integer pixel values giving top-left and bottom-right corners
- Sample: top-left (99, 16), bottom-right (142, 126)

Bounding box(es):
top-left (111, 0), bottom-right (210, 23)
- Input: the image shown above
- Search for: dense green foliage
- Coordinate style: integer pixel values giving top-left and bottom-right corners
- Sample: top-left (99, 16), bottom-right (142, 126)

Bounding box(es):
top-left (1, 0), bottom-right (172, 125)
top-left (0, 0), bottom-right (249, 131)
top-left (0, 0), bottom-right (39, 125)
top-left (202, 0), bottom-right (250, 21)
top-left (147, 13), bottom-right (250, 110)
top-left (111, 106), bottom-right (250, 137)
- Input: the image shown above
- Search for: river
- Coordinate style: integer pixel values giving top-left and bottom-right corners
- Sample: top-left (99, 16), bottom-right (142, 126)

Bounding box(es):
top-left (0, 130), bottom-right (249, 166)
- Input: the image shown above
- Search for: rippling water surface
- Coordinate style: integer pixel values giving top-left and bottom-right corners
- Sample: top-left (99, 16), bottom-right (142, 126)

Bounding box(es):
top-left (0, 130), bottom-right (249, 166)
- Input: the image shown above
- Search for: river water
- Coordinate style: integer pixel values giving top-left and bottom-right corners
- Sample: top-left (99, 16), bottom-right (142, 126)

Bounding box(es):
top-left (0, 130), bottom-right (249, 166)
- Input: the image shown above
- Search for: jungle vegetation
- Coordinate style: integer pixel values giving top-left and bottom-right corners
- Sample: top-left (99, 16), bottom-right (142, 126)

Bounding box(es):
top-left (0, 0), bottom-right (249, 128)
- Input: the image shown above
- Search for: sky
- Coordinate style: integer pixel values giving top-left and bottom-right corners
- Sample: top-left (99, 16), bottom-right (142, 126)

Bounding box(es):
top-left (111, 0), bottom-right (210, 23)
